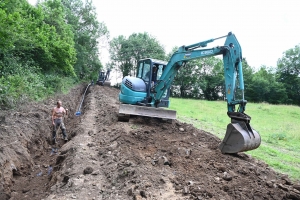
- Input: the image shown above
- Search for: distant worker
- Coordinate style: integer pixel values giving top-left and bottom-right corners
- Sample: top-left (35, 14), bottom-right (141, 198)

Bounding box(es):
top-left (144, 65), bottom-right (158, 86)
top-left (152, 65), bottom-right (158, 84)
top-left (51, 100), bottom-right (68, 144)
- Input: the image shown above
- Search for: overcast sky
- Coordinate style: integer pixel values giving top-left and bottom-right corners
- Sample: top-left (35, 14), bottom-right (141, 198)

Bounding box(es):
top-left (28, 0), bottom-right (300, 70)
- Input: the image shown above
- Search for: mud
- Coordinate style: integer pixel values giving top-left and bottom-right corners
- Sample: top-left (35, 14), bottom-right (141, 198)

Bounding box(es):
top-left (0, 84), bottom-right (300, 200)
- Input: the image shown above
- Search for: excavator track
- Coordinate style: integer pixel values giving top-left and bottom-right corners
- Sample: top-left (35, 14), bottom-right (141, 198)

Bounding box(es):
top-left (118, 104), bottom-right (176, 121)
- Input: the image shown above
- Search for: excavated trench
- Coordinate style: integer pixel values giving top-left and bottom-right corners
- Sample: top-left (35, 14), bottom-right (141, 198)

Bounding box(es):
top-left (0, 84), bottom-right (88, 200)
top-left (1, 84), bottom-right (300, 200)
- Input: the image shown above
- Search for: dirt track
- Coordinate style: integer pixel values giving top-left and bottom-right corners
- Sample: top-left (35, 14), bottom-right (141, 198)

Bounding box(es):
top-left (0, 84), bottom-right (300, 200)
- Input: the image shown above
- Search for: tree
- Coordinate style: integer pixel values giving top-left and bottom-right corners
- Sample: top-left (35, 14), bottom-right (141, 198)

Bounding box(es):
top-left (197, 57), bottom-right (224, 100)
top-left (247, 66), bottom-right (288, 104)
top-left (0, 0), bottom-right (76, 76)
top-left (38, 0), bottom-right (76, 75)
top-left (0, 0), bottom-right (79, 107)
top-left (109, 35), bottom-right (132, 78)
top-left (166, 47), bottom-right (201, 98)
top-left (166, 45), bottom-right (225, 99)
top-left (61, 0), bottom-right (109, 80)
top-left (276, 45), bottom-right (300, 105)
top-left (109, 32), bottom-right (165, 78)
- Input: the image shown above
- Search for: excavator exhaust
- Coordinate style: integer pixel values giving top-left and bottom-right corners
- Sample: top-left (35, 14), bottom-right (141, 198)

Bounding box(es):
top-left (219, 112), bottom-right (261, 153)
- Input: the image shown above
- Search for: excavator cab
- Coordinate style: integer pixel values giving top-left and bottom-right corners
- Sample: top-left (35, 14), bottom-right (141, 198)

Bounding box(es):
top-left (136, 59), bottom-right (170, 107)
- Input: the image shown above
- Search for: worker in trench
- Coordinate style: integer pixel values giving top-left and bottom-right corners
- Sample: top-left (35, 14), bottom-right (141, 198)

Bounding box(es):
top-left (51, 100), bottom-right (68, 144)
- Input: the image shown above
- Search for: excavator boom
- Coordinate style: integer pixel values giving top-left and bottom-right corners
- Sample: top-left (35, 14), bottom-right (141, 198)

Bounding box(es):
top-left (118, 32), bottom-right (261, 153)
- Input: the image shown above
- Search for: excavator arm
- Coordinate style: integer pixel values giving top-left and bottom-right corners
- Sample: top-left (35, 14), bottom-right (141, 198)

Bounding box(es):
top-left (152, 32), bottom-right (245, 113)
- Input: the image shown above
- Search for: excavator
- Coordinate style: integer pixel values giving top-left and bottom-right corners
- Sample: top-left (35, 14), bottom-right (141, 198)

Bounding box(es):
top-left (118, 32), bottom-right (261, 154)
top-left (96, 69), bottom-right (111, 86)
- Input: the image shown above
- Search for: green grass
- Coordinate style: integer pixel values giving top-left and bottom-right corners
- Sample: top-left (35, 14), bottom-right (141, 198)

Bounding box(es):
top-left (169, 98), bottom-right (300, 181)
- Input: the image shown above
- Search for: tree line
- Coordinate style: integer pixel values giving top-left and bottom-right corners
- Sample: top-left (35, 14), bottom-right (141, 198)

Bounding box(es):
top-left (108, 34), bottom-right (300, 106)
top-left (0, 0), bottom-right (109, 109)
top-left (1, 0), bottom-right (299, 109)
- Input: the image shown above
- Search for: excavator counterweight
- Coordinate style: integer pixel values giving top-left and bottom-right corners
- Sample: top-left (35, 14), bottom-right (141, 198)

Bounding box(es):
top-left (118, 32), bottom-right (261, 154)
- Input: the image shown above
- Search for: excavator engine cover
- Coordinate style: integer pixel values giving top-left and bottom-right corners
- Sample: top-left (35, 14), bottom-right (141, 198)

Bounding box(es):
top-left (219, 120), bottom-right (261, 153)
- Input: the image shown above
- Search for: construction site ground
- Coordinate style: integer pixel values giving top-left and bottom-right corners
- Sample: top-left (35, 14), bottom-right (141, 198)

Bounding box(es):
top-left (0, 84), bottom-right (300, 200)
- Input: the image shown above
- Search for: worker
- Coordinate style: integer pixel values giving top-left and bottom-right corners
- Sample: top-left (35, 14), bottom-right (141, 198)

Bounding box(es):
top-left (51, 100), bottom-right (68, 144)
top-left (144, 65), bottom-right (158, 85)
top-left (152, 65), bottom-right (158, 84)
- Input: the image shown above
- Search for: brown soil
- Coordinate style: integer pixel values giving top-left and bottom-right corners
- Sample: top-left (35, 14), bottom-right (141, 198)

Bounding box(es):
top-left (0, 84), bottom-right (300, 200)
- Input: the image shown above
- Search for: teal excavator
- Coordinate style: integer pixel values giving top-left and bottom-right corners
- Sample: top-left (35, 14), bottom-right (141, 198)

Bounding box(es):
top-left (118, 32), bottom-right (261, 154)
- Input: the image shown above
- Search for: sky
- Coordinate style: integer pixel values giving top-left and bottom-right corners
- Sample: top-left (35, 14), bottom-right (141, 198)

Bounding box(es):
top-left (28, 0), bottom-right (300, 70)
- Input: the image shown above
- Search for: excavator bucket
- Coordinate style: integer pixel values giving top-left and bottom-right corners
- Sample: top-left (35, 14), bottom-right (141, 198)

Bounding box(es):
top-left (118, 104), bottom-right (176, 120)
top-left (219, 119), bottom-right (261, 153)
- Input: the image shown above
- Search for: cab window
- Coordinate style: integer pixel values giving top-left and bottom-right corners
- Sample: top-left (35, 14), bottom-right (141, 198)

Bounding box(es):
top-left (137, 60), bottom-right (151, 81)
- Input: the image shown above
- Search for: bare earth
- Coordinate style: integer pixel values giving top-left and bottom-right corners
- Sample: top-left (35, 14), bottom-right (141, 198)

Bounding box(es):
top-left (0, 84), bottom-right (300, 200)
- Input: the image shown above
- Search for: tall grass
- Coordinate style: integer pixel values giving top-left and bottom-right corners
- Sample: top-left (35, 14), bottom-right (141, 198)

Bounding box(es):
top-left (169, 98), bottom-right (300, 181)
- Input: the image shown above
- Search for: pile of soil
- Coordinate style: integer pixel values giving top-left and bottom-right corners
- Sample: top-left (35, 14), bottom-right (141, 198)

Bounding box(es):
top-left (0, 84), bottom-right (299, 200)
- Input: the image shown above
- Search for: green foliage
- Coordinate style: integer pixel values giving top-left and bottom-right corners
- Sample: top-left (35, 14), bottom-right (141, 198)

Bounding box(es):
top-left (0, 0), bottom-right (105, 108)
top-left (168, 48), bottom-right (225, 100)
top-left (197, 57), bottom-right (224, 100)
top-left (109, 35), bottom-right (132, 78)
top-left (37, 0), bottom-right (76, 76)
top-left (0, 4), bottom-right (22, 50)
top-left (109, 32), bottom-right (165, 78)
top-left (0, 0), bottom-right (77, 77)
top-left (276, 45), bottom-right (300, 105)
top-left (0, 54), bottom-right (75, 109)
top-left (61, 0), bottom-right (109, 80)
top-left (0, 62), bottom-right (44, 108)
top-left (247, 66), bottom-right (288, 104)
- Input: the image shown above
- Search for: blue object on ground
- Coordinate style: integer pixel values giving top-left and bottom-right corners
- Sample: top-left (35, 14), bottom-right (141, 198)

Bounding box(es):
top-left (48, 166), bottom-right (53, 176)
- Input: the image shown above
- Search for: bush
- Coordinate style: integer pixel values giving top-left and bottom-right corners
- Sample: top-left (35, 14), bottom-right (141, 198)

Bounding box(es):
top-left (0, 62), bottom-right (76, 109)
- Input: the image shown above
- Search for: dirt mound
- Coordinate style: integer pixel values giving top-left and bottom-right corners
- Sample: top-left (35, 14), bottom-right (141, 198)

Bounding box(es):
top-left (1, 84), bottom-right (300, 200)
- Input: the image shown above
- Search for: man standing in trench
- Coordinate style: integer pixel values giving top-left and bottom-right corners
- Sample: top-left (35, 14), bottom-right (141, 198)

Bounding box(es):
top-left (51, 100), bottom-right (68, 144)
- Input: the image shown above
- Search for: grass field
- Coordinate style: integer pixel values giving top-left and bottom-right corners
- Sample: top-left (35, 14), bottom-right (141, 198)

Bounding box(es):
top-left (169, 98), bottom-right (300, 181)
